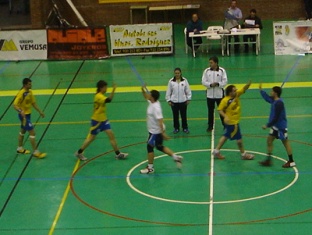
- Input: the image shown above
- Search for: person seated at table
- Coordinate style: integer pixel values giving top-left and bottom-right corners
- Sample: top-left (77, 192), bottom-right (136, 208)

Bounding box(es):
top-left (242, 9), bottom-right (263, 52)
top-left (224, 0), bottom-right (242, 52)
top-left (186, 13), bottom-right (203, 51)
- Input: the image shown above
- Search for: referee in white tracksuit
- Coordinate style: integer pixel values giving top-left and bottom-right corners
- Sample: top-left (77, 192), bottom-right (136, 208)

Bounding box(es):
top-left (202, 56), bottom-right (228, 132)
top-left (166, 68), bottom-right (192, 134)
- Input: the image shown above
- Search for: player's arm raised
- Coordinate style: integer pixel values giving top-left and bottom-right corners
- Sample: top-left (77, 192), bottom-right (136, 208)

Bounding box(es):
top-left (141, 85), bottom-right (149, 100)
top-left (242, 80), bottom-right (252, 92)
top-left (108, 83), bottom-right (117, 101)
top-left (259, 83), bottom-right (274, 104)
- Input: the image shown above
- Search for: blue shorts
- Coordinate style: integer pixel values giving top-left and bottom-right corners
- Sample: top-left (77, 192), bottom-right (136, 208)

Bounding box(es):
top-left (223, 124), bottom-right (242, 140)
top-left (18, 114), bottom-right (33, 131)
top-left (90, 120), bottom-right (111, 135)
top-left (269, 128), bottom-right (288, 140)
top-left (147, 133), bottom-right (163, 147)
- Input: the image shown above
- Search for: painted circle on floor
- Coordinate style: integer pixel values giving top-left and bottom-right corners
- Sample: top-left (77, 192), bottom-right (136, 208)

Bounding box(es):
top-left (126, 149), bottom-right (299, 204)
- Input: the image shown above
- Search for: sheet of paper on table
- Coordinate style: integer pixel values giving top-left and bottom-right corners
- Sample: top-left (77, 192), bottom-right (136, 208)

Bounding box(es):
top-left (245, 19), bottom-right (255, 25)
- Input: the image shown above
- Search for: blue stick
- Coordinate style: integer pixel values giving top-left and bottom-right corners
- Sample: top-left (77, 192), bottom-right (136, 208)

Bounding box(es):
top-left (126, 56), bottom-right (145, 82)
top-left (281, 55), bottom-right (304, 88)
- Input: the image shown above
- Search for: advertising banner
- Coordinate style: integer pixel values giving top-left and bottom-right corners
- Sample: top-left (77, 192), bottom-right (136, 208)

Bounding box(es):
top-left (47, 28), bottom-right (109, 59)
top-left (273, 21), bottom-right (312, 55)
top-left (0, 30), bottom-right (47, 61)
top-left (109, 23), bottom-right (173, 56)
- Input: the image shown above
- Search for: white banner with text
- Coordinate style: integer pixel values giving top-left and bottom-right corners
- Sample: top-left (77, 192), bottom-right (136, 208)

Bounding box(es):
top-left (109, 23), bottom-right (173, 56)
top-left (0, 30), bottom-right (47, 61)
top-left (273, 21), bottom-right (312, 55)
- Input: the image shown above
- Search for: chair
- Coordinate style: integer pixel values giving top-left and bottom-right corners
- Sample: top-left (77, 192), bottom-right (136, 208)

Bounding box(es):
top-left (184, 27), bottom-right (188, 54)
top-left (184, 27), bottom-right (204, 55)
top-left (206, 26), bottom-right (224, 53)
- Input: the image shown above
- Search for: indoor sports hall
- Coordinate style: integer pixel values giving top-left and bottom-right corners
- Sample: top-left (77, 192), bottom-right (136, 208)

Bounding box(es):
top-left (0, 22), bottom-right (312, 234)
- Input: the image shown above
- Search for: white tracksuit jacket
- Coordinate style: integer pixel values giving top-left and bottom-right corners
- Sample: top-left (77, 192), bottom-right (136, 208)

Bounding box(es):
top-left (201, 66), bottom-right (228, 98)
top-left (165, 77), bottom-right (192, 103)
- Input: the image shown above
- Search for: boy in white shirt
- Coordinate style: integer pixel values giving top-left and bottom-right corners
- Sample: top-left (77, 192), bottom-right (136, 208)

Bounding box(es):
top-left (140, 85), bottom-right (183, 174)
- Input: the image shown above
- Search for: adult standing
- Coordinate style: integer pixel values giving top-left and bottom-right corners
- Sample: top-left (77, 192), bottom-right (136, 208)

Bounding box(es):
top-left (224, 0), bottom-right (242, 51)
top-left (13, 78), bottom-right (46, 158)
top-left (242, 9), bottom-right (263, 52)
top-left (201, 56), bottom-right (228, 132)
top-left (186, 13), bottom-right (203, 51)
top-left (165, 68), bottom-right (192, 134)
top-left (258, 84), bottom-right (296, 168)
top-left (140, 85), bottom-right (183, 174)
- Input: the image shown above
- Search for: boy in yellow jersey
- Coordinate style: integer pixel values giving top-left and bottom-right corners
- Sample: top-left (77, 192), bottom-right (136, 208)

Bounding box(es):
top-left (75, 80), bottom-right (128, 161)
top-left (13, 78), bottom-right (46, 158)
top-left (212, 81), bottom-right (254, 160)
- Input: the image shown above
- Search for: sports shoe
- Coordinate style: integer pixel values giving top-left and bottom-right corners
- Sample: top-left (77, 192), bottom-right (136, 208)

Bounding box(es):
top-left (17, 148), bottom-right (30, 154)
top-left (242, 153), bottom-right (254, 160)
top-left (282, 161), bottom-right (296, 168)
top-left (259, 159), bottom-right (272, 166)
top-left (140, 166), bottom-right (154, 174)
top-left (213, 150), bottom-right (225, 160)
top-left (75, 152), bottom-right (87, 161)
top-left (183, 129), bottom-right (189, 134)
top-left (115, 152), bottom-right (128, 160)
top-left (33, 151), bottom-right (47, 159)
top-left (174, 155), bottom-right (183, 169)
top-left (173, 129), bottom-right (179, 134)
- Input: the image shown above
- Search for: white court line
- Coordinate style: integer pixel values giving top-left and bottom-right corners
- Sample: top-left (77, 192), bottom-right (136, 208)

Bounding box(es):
top-left (126, 149), bottom-right (299, 204)
top-left (208, 118), bottom-right (216, 235)
top-left (126, 149), bottom-right (299, 205)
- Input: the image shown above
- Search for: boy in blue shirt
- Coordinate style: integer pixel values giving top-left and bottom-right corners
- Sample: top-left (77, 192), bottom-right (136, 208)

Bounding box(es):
top-left (259, 84), bottom-right (295, 168)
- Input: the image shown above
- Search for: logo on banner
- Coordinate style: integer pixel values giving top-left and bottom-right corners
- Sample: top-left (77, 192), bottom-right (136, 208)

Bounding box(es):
top-left (0, 39), bottom-right (18, 51)
top-left (19, 40), bottom-right (47, 50)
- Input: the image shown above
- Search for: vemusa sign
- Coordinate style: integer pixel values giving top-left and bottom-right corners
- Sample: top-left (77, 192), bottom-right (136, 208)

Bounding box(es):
top-left (0, 30), bottom-right (47, 61)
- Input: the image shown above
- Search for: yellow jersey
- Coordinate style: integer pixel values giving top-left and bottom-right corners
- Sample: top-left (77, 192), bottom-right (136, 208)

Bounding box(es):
top-left (218, 88), bottom-right (244, 125)
top-left (91, 92), bottom-right (108, 122)
top-left (13, 88), bottom-right (36, 115)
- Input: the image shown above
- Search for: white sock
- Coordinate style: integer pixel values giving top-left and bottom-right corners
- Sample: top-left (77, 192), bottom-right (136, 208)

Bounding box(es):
top-left (213, 149), bottom-right (219, 154)
top-left (148, 164), bottom-right (154, 169)
top-left (172, 154), bottom-right (179, 160)
top-left (241, 152), bottom-right (246, 157)
top-left (17, 146), bottom-right (23, 150)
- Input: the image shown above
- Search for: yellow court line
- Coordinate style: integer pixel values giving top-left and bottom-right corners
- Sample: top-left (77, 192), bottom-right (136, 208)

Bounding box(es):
top-left (1, 114), bottom-right (312, 127)
top-left (48, 160), bottom-right (81, 235)
top-left (1, 82), bottom-right (312, 97)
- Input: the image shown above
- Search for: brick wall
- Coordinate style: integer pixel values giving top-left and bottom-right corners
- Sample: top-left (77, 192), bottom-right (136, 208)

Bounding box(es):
top-left (31, 0), bottom-right (43, 28)
top-left (31, 0), bottom-right (307, 28)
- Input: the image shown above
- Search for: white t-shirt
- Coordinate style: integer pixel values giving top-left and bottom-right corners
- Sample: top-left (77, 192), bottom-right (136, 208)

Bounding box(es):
top-left (147, 100), bottom-right (163, 134)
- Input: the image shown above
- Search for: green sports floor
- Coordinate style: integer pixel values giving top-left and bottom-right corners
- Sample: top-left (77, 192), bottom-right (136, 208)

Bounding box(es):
top-left (0, 21), bottom-right (312, 235)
